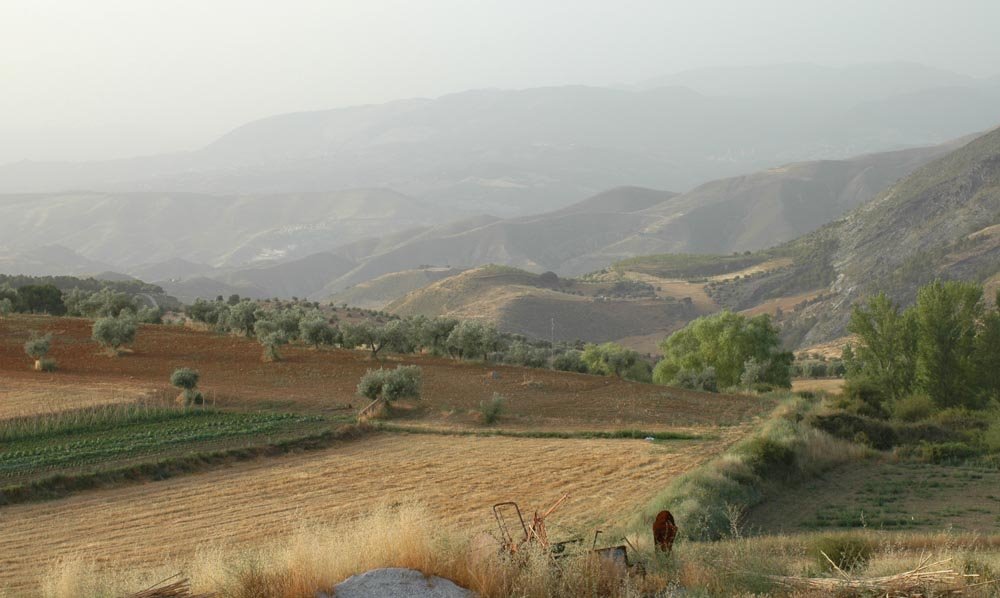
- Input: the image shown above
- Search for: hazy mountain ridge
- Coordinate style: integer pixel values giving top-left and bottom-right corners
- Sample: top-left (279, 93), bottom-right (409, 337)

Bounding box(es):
top-left (2, 64), bottom-right (998, 215)
top-left (699, 126), bottom-right (1000, 345)
top-left (0, 189), bottom-right (453, 271)
top-left (305, 136), bottom-right (967, 296)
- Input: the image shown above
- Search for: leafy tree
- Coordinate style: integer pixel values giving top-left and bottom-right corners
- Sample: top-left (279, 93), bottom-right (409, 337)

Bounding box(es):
top-left (227, 294), bottom-right (241, 305)
top-left (24, 332), bottom-right (54, 370)
top-left (135, 306), bottom-right (163, 324)
top-left (0, 297), bottom-right (12, 317)
top-left (23, 332), bottom-right (52, 360)
top-left (254, 319), bottom-right (288, 362)
top-left (913, 280), bottom-right (982, 408)
top-left (551, 350), bottom-right (588, 373)
top-left (505, 340), bottom-right (549, 368)
top-left (654, 311), bottom-right (790, 389)
top-left (356, 366), bottom-right (422, 403)
top-left (342, 321), bottom-right (390, 359)
top-left (92, 316), bottom-right (137, 355)
top-left (228, 300), bottom-right (259, 337)
top-left (845, 293), bottom-right (917, 404)
top-left (170, 367), bottom-right (203, 406)
top-left (15, 284), bottom-right (65, 315)
top-left (582, 342), bottom-right (639, 378)
top-left (446, 320), bottom-right (503, 360)
top-left (299, 316), bottom-right (338, 349)
top-left (419, 317), bottom-right (459, 355)
top-left (973, 292), bottom-right (1000, 402)
top-left (381, 319), bottom-right (420, 354)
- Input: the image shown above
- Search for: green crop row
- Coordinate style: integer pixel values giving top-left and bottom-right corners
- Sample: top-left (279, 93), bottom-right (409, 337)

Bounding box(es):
top-left (0, 410), bottom-right (323, 479)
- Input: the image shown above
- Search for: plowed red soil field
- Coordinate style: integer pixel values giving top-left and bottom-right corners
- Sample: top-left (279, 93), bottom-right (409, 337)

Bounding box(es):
top-left (0, 315), bottom-right (769, 430)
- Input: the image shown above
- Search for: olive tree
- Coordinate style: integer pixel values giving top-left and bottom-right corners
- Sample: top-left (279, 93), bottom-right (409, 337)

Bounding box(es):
top-left (357, 365), bottom-right (422, 403)
top-left (24, 332), bottom-right (54, 371)
top-left (299, 316), bottom-right (338, 349)
top-left (92, 316), bottom-right (138, 356)
top-left (254, 319), bottom-right (288, 362)
top-left (170, 367), bottom-right (204, 406)
top-left (228, 300), bottom-right (259, 337)
top-left (581, 342), bottom-right (639, 378)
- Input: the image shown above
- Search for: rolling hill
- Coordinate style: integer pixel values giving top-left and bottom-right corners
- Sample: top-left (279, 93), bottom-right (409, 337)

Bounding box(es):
top-left (386, 265), bottom-right (705, 346)
top-left (392, 127), bottom-right (1000, 350)
top-left (308, 137), bottom-right (968, 298)
top-left (637, 126), bottom-right (1000, 347)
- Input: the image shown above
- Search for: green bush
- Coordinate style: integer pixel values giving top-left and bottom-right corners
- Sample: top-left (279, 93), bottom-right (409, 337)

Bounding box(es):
top-left (983, 420), bottom-right (1000, 454)
top-left (357, 366), bottom-right (423, 403)
top-left (551, 350), bottom-right (588, 373)
top-left (918, 442), bottom-right (979, 464)
top-left (479, 393), bottom-right (506, 425)
top-left (842, 377), bottom-right (889, 418)
top-left (92, 316), bottom-right (138, 355)
top-left (24, 332), bottom-right (52, 360)
top-left (170, 368), bottom-right (200, 390)
top-left (892, 393), bottom-right (935, 422)
top-left (810, 412), bottom-right (898, 450)
top-left (741, 437), bottom-right (796, 480)
top-left (810, 535), bottom-right (874, 572)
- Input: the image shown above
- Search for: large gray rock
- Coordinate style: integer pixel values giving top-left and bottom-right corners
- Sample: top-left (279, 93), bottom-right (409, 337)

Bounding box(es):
top-left (322, 568), bottom-right (475, 598)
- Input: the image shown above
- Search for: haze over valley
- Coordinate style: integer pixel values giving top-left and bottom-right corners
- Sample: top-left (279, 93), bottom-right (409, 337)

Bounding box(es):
top-left (3, 3), bottom-right (1000, 597)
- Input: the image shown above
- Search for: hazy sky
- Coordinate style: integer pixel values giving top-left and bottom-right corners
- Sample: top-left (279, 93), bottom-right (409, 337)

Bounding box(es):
top-left (2, 0), bottom-right (999, 164)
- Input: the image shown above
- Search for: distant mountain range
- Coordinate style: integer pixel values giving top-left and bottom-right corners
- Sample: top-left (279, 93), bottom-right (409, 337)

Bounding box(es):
top-left (386, 126), bottom-right (1000, 349)
top-left (0, 132), bottom-right (979, 303)
top-left (2, 63), bottom-right (998, 216)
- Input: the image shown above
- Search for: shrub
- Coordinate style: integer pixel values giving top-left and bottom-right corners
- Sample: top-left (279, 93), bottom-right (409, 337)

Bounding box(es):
top-left (170, 368), bottom-right (200, 390)
top-left (891, 393), bottom-right (935, 422)
top-left (551, 350), bottom-right (588, 373)
top-left (810, 535), bottom-right (874, 572)
top-left (810, 412), bottom-right (898, 450)
top-left (479, 393), bottom-right (506, 425)
top-left (842, 377), bottom-right (889, 418)
top-left (741, 437), bottom-right (796, 480)
top-left (357, 366), bottom-right (423, 403)
top-left (984, 419), bottom-right (1000, 453)
top-left (91, 316), bottom-right (137, 355)
top-left (918, 441), bottom-right (978, 464)
top-left (674, 367), bottom-right (718, 392)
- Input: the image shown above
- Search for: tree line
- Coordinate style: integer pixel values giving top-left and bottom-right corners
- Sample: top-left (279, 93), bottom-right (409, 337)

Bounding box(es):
top-left (844, 280), bottom-right (1000, 414)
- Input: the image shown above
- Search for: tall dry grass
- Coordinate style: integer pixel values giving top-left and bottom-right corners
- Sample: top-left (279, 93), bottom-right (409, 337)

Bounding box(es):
top-left (38, 503), bottom-right (654, 598)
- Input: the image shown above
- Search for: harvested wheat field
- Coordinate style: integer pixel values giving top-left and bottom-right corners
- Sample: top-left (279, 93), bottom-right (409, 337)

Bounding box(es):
top-left (0, 315), bottom-right (769, 430)
top-left (0, 430), bottom-right (740, 594)
top-left (0, 377), bottom-right (151, 418)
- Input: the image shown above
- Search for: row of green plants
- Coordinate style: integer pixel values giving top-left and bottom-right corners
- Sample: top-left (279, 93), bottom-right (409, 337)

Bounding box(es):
top-left (0, 403), bottom-right (322, 479)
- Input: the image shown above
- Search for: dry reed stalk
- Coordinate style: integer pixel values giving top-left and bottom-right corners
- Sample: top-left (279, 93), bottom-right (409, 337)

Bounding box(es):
top-left (768, 554), bottom-right (993, 596)
top-left (126, 574), bottom-right (215, 598)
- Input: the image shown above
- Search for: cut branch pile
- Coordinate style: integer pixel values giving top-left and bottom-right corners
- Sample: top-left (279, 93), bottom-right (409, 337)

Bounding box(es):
top-left (126, 574), bottom-right (215, 598)
top-left (769, 554), bottom-right (994, 597)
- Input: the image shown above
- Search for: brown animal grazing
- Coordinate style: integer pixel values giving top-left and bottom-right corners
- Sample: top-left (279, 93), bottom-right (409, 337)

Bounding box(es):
top-left (652, 510), bottom-right (677, 553)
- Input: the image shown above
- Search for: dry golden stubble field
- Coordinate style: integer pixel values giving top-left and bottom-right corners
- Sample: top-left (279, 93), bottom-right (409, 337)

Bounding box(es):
top-left (0, 429), bottom-right (746, 594)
